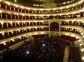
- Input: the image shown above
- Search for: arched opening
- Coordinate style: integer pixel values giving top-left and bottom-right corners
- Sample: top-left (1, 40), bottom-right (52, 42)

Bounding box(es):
top-left (50, 22), bottom-right (59, 31)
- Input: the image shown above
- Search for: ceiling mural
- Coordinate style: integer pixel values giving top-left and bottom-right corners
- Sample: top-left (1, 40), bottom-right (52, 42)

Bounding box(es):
top-left (5, 0), bottom-right (79, 8)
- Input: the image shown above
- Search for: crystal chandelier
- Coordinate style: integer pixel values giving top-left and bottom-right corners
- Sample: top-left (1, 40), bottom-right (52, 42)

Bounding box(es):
top-left (42, 0), bottom-right (57, 8)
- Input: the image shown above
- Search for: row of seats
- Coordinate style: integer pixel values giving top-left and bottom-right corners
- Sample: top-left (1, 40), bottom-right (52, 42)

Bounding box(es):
top-left (0, 12), bottom-right (47, 20)
top-left (4, 36), bottom-right (28, 47)
top-left (60, 27), bottom-right (82, 35)
top-left (0, 36), bottom-right (31, 51)
top-left (33, 34), bottom-right (49, 39)
top-left (48, 12), bottom-right (84, 19)
top-left (0, 2), bottom-right (84, 14)
top-left (0, 12), bottom-right (84, 19)
top-left (0, 34), bottom-right (49, 52)
top-left (3, 36), bottom-right (65, 62)
top-left (0, 36), bottom-right (29, 51)
top-left (0, 27), bottom-right (49, 40)
top-left (68, 46), bottom-right (81, 62)
top-left (0, 22), bottom-right (48, 29)
top-left (61, 21), bottom-right (84, 28)
top-left (60, 35), bottom-right (76, 42)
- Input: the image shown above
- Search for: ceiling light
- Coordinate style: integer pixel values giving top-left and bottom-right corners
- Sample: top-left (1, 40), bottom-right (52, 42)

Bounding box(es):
top-left (81, 48), bottom-right (84, 52)
top-left (82, 56), bottom-right (84, 60)
top-left (80, 43), bottom-right (83, 46)
top-left (14, 0), bottom-right (17, 2)
top-left (63, 2), bottom-right (66, 4)
top-left (0, 10), bottom-right (3, 13)
top-left (5, 1), bottom-right (11, 5)
top-left (42, 44), bottom-right (46, 47)
top-left (42, 0), bottom-right (57, 8)
top-left (3, 42), bottom-right (6, 45)
top-left (0, 0), bottom-right (2, 2)
top-left (26, 51), bottom-right (30, 54)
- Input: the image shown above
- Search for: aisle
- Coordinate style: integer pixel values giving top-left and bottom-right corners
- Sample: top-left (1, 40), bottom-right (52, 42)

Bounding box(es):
top-left (63, 46), bottom-right (69, 62)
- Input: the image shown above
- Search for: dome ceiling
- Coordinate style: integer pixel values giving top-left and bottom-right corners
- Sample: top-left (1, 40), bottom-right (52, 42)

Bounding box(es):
top-left (6, 0), bottom-right (79, 8)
